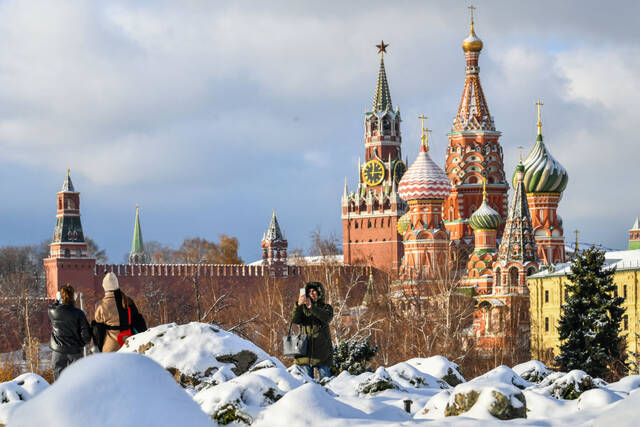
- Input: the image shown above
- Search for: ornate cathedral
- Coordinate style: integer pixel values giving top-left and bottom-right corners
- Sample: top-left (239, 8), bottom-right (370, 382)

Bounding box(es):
top-left (342, 9), bottom-right (569, 354)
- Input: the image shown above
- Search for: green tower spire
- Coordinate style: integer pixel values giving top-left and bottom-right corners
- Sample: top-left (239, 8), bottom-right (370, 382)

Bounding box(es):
top-left (372, 40), bottom-right (393, 113)
top-left (129, 205), bottom-right (147, 264)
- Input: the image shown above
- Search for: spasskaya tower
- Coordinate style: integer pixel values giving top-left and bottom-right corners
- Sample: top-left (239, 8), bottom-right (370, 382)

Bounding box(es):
top-left (342, 41), bottom-right (407, 271)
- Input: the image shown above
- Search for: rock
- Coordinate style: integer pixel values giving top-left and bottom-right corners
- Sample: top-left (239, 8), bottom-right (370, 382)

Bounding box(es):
top-left (216, 350), bottom-right (259, 376)
top-left (444, 381), bottom-right (526, 420)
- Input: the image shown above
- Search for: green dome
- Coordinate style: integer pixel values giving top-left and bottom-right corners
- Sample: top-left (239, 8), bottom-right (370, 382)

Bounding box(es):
top-left (469, 198), bottom-right (501, 230)
top-left (397, 212), bottom-right (411, 235)
top-left (515, 135), bottom-right (568, 193)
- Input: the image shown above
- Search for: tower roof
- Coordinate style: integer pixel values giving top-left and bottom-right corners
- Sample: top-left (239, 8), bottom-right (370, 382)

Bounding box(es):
top-left (518, 101), bottom-right (568, 194)
top-left (60, 169), bottom-right (76, 193)
top-left (264, 210), bottom-right (285, 242)
top-left (498, 163), bottom-right (538, 264)
top-left (131, 205), bottom-right (144, 255)
top-left (372, 41), bottom-right (393, 113)
top-left (452, 11), bottom-right (495, 132)
top-left (398, 120), bottom-right (451, 201)
top-left (631, 217), bottom-right (640, 231)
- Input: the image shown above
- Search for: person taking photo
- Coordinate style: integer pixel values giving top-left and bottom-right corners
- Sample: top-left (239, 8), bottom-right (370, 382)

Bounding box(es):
top-left (291, 281), bottom-right (333, 380)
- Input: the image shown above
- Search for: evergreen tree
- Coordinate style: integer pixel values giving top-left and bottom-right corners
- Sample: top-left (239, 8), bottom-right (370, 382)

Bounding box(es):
top-left (555, 246), bottom-right (627, 379)
top-left (331, 337), bottom-right (378, 376)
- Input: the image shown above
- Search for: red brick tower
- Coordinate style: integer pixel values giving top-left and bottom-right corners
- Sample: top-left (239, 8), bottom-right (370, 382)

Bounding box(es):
top-left (43, 170), bottom-right (96, 299)
top-left (342, 41), bottom-right (407, 271)
top-left (443, 9), bottom-right (508, 245)
top-left (261, 210), bottom-right (288, 277)
top-left (520, 101), bottom-right (569, 265)
top-left (396, 121), bottom-right (451, 283)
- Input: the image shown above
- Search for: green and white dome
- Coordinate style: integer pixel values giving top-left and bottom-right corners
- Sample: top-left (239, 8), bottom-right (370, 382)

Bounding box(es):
top-left (470, 194), bottom-right (501, 231)
top-left (516, 134), bottom-right (568, 194)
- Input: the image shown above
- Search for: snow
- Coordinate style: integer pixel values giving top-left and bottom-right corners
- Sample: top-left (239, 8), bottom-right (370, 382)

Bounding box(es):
top-left (6, 353), bottom-right (212, 427)
top-left (513, 360), bottom-right (552, 382)
top-left (119, 322), bottom-right (275, 389)
top-left (404, 356), bottom-right (465, 385)
top-left (0, 373), bottom-right (48, 424)
top-left (2, 323), bottom-right (640, 426)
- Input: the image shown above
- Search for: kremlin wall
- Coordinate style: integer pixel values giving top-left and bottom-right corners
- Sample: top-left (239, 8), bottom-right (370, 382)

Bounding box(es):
top-left (38, 10), bottom-right (640, 363)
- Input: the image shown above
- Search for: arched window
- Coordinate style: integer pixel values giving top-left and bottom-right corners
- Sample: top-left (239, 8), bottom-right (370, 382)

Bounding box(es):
top-left (509, 267), bottom-right (519, 286)
top-left (64, 249), bottom-right (70, 257)
top-left (494, 268), bottom-right (501, 287)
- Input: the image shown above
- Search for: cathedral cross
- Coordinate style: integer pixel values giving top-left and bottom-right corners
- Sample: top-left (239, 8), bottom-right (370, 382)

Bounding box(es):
top-left (536, 99), bottom-right (544, 135)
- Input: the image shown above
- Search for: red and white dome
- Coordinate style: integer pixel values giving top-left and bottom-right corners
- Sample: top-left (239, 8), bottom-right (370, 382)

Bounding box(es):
top-left (398, 145), bottom-right (451, 201)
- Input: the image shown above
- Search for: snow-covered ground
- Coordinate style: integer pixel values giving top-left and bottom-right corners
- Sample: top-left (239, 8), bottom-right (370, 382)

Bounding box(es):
top-left (1, 322), bottom-right (639, 426)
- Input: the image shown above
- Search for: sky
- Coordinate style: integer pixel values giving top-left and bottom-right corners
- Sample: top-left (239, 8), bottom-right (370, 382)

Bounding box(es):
top-left (0, 0), bottom-right (638, 263)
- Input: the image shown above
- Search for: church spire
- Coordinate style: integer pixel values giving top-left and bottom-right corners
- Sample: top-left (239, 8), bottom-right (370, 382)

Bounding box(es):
top-left (372, 40), bottom-right (393, 113)
top-left (452, 7), bottom-right (494, 132)
top-left (129, 205), bottom-right (147, 264)
top-left (497, 162), bottom-right (537, 264)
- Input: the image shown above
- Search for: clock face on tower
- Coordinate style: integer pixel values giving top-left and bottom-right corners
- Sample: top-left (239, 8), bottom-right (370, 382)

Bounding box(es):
top-left (393, 160), bottom-right (406, 183)
top-left (362, 160), bottom-right (385, 186)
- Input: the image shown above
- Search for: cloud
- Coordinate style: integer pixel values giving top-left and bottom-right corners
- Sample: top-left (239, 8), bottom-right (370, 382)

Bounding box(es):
top-left (0, 0), bottom-right (637, 259)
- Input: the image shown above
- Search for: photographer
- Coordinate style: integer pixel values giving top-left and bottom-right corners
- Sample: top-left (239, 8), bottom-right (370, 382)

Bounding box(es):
top-left (291, 281), bottom-right (333, 379)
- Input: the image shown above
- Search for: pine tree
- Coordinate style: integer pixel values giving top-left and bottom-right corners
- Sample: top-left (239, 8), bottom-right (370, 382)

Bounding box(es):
top-left (555, 246), bottom-right (627, 379)
top-left (331, 337), bottom-right (378, 376)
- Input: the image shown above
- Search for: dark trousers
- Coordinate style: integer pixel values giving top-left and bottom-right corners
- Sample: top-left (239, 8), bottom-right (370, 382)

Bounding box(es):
top-left (52, 351), bottom-right (82, 380)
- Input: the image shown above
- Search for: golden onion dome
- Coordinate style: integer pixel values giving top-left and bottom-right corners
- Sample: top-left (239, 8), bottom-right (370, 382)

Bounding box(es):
top-left (462, 21), bottom-right (483, 53)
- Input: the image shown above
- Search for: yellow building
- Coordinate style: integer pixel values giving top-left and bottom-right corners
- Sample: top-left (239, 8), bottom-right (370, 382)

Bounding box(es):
top-left (529, 248), bottom-right (640, 363)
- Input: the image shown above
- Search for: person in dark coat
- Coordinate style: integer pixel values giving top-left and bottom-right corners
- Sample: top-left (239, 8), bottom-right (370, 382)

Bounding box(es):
top-left (291, 281), bottom-right (333, 379)
top-left (48, 284), bottom-right (92, 380)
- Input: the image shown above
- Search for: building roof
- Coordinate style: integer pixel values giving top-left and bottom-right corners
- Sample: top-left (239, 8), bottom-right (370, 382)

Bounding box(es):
top-left (131, 205), bottom-right (144, 255)
top-left (372, 53), bottom-right (393, 113)
top-left (60, 169), bottom-right (75, 193)
top-left (248, 254), bottom-right (344, 266)
top-left (530, 249), bottom-right (640, 278)
top-left (264, 210), bottom-right (285, 243)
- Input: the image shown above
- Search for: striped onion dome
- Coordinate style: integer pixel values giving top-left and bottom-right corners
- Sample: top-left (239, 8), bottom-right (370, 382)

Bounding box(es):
top-left (398, 144), bottom-right (451, 201)
top-left (516, 134), bottom-right (568, 193)
top-left (469, 194), bottom-right (501, 231)
top-left (397, 212), bottom-right (411, 235)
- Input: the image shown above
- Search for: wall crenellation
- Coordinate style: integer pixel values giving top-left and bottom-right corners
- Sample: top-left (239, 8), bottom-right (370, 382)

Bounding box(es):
top-left (93, 263), bottom-right (303, 278)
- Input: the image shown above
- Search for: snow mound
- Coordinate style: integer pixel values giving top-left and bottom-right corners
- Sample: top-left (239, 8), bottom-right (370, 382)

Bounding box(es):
top-left (6, 353), bottom-right (211, 427)
top-left (605, 375), bottom-right (640, 394)
top-left (415, 389), bottom-right (451, 419)
top-left (444, 379), bottom-right (526, 420)
top-left (593, 385), bottom-right (640, 427)
top-left (577, 387), bottom-right (622, 410)
top-left (387, 362), bottom-right (450, 390)
top-left (405, 356), bottom-right (465, 386)
top-left (286, 364), bottom-right (315, 385)
top-left (356, 367), bottom-right (399, 394)
top-left (474, 365), bottom-right (531, 389)
top-left (533, 369), bottom-right (604, 400)
top-left (195, 372), bottom-right (286, 424)
top-left (119, 322), bottom-right (274, 390)
top-left (513, 360), bottom-right (551, 383)
top-left (0, 373), bottom-right (49, 425)
top-left (254, 383), bottom-right (370, 427)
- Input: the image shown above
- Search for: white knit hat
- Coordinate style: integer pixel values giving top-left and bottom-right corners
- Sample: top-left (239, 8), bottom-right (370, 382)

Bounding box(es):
top-left (102, 272), bottom-right (119, 292)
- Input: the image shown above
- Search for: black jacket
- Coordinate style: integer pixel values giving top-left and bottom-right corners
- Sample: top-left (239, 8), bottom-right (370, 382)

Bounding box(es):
top-left (48, 301), bottom-right (92, 354)
top-left (292, 282), bottom-right (334, 367)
